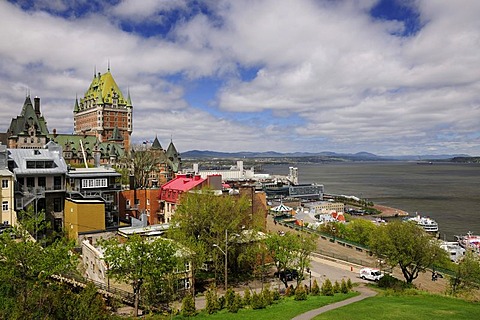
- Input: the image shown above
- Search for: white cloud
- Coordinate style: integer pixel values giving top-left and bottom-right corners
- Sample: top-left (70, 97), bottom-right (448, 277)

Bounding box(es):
top-left (1, 0), bottom-right (480, 155)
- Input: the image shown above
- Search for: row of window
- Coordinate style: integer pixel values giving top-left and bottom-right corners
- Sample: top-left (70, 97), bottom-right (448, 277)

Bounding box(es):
top-left (81, 178), bottom-right (107, 189)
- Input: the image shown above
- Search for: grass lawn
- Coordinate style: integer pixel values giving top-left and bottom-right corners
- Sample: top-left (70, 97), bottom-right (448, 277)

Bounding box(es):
top-left (171, 292), bottom-right (358, 320)
top-left (313, 292), bottom-right (480, 320)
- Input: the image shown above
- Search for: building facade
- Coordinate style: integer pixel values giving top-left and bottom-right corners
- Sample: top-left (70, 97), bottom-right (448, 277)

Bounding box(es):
top-left (8, 142), bottom-right (67, 232)
top-left (0, 145), bottom-right (16, 226)
top-left (6, 96), bottom-right (49, 149)
top-left (74, 69), bottom-right (132, 151)
top-left (65, 166), bottom-right (122, 238)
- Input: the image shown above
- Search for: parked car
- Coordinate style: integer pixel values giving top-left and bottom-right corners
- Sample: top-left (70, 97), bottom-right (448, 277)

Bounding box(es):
top-left (359, 267), bottom-right (384, 281)
top-left (274, 269), bottom-right (299, 281)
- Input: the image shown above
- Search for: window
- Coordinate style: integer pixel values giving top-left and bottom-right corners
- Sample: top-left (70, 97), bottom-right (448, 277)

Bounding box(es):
top-left (2, 201), bottom-right (8, 211)
top-left (26, 177), bottom-right (35, 188)
top-left (81, 178), bottom-right (107, 189)
top-left (126, 199), bottom-right (130, 208)
top-left (147, 199), bottom-right (150, 206)
top-left (38, 177), bottom-right (46, 188)
top-left (1, 180), bottom-right (8, 188)
top-left (54, 198), bottom-right (62, 212)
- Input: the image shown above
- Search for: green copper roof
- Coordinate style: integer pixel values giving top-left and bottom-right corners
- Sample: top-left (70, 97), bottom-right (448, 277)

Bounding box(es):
top-left (8, 96), bottom-right (49, 137)
top-left (151, 136), bottom-right (162, 149)
top-left (80, 71), bottom-right (128, 107)
top-left (109, 126), bottom-right (124, 141)
top-left (48, 133), bottom-right (125, 159)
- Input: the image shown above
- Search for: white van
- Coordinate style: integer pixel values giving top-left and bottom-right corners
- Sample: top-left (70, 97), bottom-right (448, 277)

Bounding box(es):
top-left (359, 268), bottom-right (384, 281)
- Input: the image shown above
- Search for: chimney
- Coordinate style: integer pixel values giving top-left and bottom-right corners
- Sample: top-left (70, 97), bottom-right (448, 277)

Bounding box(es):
top-left (34, 96), bottom-right (41, 117)
top-left (53, 128), bottom-right (58, 138)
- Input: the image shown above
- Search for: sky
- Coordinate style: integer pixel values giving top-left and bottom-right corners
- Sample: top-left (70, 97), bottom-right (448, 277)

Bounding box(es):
top-left (1, 0), bottom-right (479, 156)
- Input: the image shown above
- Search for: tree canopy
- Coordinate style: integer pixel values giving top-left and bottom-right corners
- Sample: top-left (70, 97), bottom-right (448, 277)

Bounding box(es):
top-left (369, 220), bottom-right (448, 283)
top-left (170, 189), bottom-right (259, 290)
top-left (100, 234), bottom-right (179, 316)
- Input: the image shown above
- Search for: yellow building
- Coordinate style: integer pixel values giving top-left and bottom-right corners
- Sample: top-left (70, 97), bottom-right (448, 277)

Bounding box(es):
top-left (0, 168), bottom-right (16, 226)
top-left (64, 198), bottom-right (105, 240)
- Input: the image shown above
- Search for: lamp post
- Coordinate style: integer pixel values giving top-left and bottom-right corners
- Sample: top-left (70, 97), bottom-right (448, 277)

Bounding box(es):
top-left (213, 229), bottom-right (228, 290)
top-left (332, 226), bottom-right (336, 243)
top-left (307, 267), bottom-right (312, 292)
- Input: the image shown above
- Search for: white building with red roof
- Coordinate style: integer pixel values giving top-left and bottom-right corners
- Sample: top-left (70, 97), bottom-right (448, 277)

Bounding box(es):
top-left (158, 174), bottom-right (222, 223)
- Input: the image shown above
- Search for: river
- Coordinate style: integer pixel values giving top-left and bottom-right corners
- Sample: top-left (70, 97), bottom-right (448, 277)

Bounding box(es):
top-left (263, 161), bottom-right (480, 240)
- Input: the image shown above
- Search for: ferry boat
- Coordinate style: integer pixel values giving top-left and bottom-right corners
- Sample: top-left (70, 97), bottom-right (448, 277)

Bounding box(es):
top-left (439, 241), bottom-right (465, 262)
top-left (455, 232), bottom-right (480, 254)
top-left (404, 214), bottom-right (439, 233)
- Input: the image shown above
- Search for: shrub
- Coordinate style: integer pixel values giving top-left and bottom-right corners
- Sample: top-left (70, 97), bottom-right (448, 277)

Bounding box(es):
top-left (333, 280), bottom-right (341, 293)
top-left (272, 289), bottom-right (281, 301)
top-left (341, 279), bottom-right (349, 294)
top-left (181, 293), bottom-right (196, 317)
top-left (228, 293), bottom-right (242, 313)
top-left (311, 279), bottom-right (320, 296)
top-left (262, 286), bottom-right (273, 306)
top-left (285, 284), bottom-right (295, 297)
top-left (225, 288), bottom-right (235, 310)
top-left (294, 284), bottom-right (307, 301)
top-left (321, 279), bottom-right (334, 296)
top-left (378, 274), bottom-right (411, 291)
top-left (251, 291), bottom-right (266, 309)
top-left (243, 288), bottom-right (251, 306)
top-left (346, 278), bottom-right (353, 290)
top-left (205, 289), bottom-right (220, 314)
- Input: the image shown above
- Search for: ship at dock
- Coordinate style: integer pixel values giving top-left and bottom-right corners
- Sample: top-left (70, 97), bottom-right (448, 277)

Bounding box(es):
top-left (404, 214), bottom-right (439, 235)
top-left (455, 232), bottom-right (480, 255)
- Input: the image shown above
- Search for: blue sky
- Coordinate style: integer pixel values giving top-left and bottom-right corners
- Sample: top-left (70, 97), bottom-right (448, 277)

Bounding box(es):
top-left (1, 0), bottom-right (480, 156)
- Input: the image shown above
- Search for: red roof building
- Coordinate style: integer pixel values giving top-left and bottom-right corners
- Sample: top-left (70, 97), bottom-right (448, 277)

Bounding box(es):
top-left (159, 174), bottom-right (222, 223)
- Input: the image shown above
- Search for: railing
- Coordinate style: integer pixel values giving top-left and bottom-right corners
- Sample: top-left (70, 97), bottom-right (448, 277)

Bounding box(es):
top-left (51, 274), bottom-right (135, 305)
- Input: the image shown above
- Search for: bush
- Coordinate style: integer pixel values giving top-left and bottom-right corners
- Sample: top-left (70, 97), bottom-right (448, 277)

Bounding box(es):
top-left (378, 274), bottom-right (411, 291)
top-left (243, 288), bottom-right (251, 306)
top-left (225, 288), bottom-right (235, 310)
top-left (262, 286), bottom-right (273, 306)
top-left (311, 279), bottom-right (320, 296)
top-left (272, 289), bottom-right (281, 301)
top-left (205, 289), bottom-right (220, 314)
top-left (285, 284), bottom-right (295, 297)
top-left (294, 284), bottom-right (307, 301)
top-left (341, 279), bottom-right (349, 294)
top-left (333, 280), bottom-right (341, 293)
top-left (251, 291), bottom-right (266, 309)
top-left (321, 279), bottom-right (334, 296)
top-left (346, 278), bottom-right (353, 290)
top-left (228, 293), bottom-right (242, 313)
top-left (181, 293), bottom-right (196, 317)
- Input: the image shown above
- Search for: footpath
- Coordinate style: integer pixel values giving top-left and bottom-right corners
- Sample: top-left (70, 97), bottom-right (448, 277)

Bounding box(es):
top-left (292, 284), bottom-right (377, 320)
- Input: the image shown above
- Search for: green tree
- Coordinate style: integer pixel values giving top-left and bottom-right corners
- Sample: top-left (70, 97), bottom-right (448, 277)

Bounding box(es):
top-left (243, 288), bottom-right (252, 306)
top-left (117, 143), bottom-right (162, 188)
top-left (0, 214), bottom-right (77, 319)
top-left (333, 280), bottom-right (341, 293)
top-left (170, 189), bottom-right (255, 289)
top-left (340, 279), bottom-right (349, 294)
top-left (321, 279), bottom-right (334, 296)
top-left (311, 279), bottom-right (320, 295)
top-left (100, 234), bottom-right (178, 316)
top-left (266, 232), bottom-right (316, 289)
top-left (369, 221), bottom-right (448, 284)
top-left (181, 293), bottom-right (196, 317)
top-left (294, 283), bottom-right (307, 300)
top-left (344, 219), bottom-right (377, 245)
top-left (449, 250), bottom-right (480, 297)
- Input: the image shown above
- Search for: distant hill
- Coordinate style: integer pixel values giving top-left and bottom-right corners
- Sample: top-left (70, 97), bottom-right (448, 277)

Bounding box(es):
top-left (181, 150), bottom-right (469, 161)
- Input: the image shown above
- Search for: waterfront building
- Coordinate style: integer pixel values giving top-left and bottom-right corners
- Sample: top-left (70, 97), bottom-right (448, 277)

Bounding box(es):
top-left (303, 200), bottom-right (345, 215)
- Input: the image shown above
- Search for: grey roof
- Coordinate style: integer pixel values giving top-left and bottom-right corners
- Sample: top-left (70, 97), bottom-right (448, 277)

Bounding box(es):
top-left (0, 169), bottom-right (13, 177)
top-left (66, 167), bottom-right (121, 178)
top-left (8, 148), bottom-right (68, 175)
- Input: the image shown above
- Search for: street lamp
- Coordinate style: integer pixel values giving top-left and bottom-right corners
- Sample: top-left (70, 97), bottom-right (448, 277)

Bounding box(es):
top-left (306, 267), bottom-right (312, 292)
top-left (332, 226), bottom-right (336, 243)
top-left (213, 229), bottom-right (229, 290)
